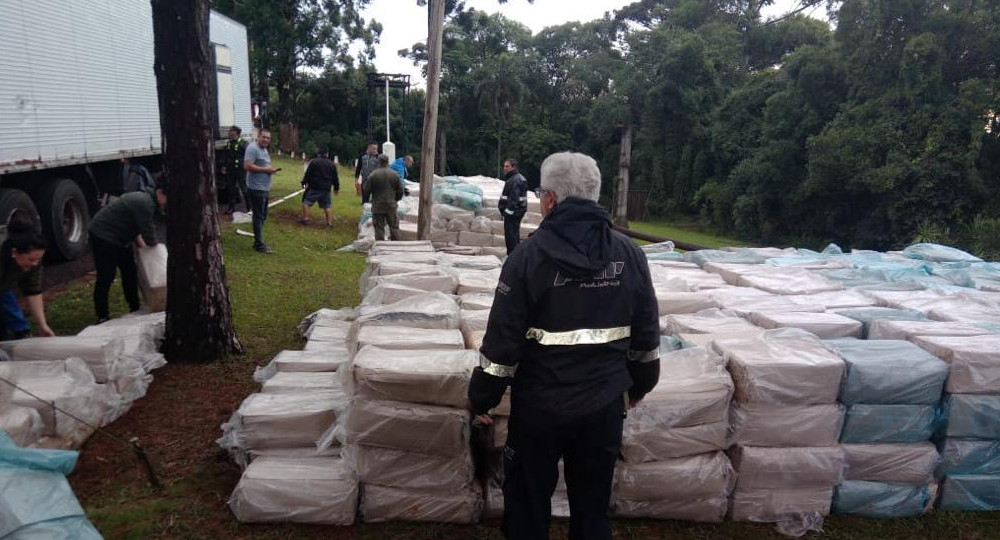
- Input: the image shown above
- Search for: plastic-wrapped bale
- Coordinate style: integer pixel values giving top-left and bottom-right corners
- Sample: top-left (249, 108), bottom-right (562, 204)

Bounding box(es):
top-left (135, 243), bottom-right (167, 311)
top-left (938, 474), bottom-right (1000, 511)
top-left (258, 350), bottom-right (347, 376)
top-left (731, 446), bottom-right (845, 490)
top-left (686, 249), bottom-right (767, 267)
top-left (228, 456), bottom-right (357, 524)
top-left (729, 403), bottom-right (844, 447)
top-left (868, 320), bottom-right (996, 341)
top-left (460, 309), bottom-right (490, 335)
top-left (785, 290), bottom-right (877, 310)
top-left (903, 243), bottom-right (983, 263)
top-left (361, 483), bottom-right (482, 523)
top-left (354, 326), bottom-right (465, 352)
top-left (348, 347), bottom-right (476, 408)
top-left (661, 308), bottom-right (761, 335)
top-left (908, 335), bottom-right (1000, 394)
top-left (1, 336), bottom-right (124, 383)
top-left (840, 404), bottom-right (938, 443)
top-left (432, 204), bottom-right (475, 222)
top-left (942, 394), bottom-right (1000, 438)
top-left (455, 268), bottom-right (500, 295)
top-left (77, 317), bottom-right (162, 358)
top-left (9, 359), bottom-right (117, 446)
top-left (833, 480), bottom-right (937, 518)
top-left (0, 405), bottom-right (43, 447)
top-left (459, 292), bottom-right (495, 311)
top-left (354, 291), bottom-right (460, 331)
top-left (464, 330), bottom-right (486, 351)
top-left (826, 339), bottom-right (949, 405)
top-left (341, 399), bottom-right (470, 457)
top-left (733, 267), bottom-right (843, 295)
top-left (938, 439), bottom-right (1000, 476)
top-left (0, 432), bottom-right (103, 539)
top-left (261, 372), bottom-right (341, 394)
top-left (457, 231), bottom-right (494, 247)
top-left (297, 307), bottom-right (357, 335)
top-left (218, 390), bottom-right (348, 454)
top-left (678, 331), bottom-right (763, 351)
top-left (719, 295), bottom-right (827, 319)
top-left (749, 311), bottom-right (863, 339)
top-left (621, 348), bottom-right (733, 462)
top-left (365, 268), bottom-right (459, 296)
top-left (344, 444), bottom-right (474, 491)
top-left (835, 307), bottom-right (928, 339)
top-left (842, 442), bottom-right (939, 483)
top-left (714, 329), bottom-right (845, 405)
top-left (437, 253), bottom-right (502, 270)
top-left (613, 452), bottom-right (734, 522)
top-left (653, 290), bottom-right (717, 315)
top-left (729, 487), bottom-right (834, 522)
top-left (396, 221), bottom-right (419, 241)
top-left (305, 322), bottom-right (350, 346)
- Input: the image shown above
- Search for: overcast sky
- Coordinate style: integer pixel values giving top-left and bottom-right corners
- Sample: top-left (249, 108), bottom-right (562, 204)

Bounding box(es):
top-left (357, 0), bottom-right (828, 88)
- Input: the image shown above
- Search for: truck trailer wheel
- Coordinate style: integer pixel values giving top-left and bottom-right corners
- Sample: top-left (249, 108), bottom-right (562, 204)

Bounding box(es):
top-left (0, 188), bottom-right (41, 242)
top-left (33, 179), bottom-right (90, 261)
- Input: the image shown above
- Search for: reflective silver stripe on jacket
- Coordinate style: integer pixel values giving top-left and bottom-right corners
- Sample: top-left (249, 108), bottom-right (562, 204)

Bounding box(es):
top-left (480, 353), bottom-right (517, 378)
top-left (525, 326), bottom-right (631, 346)
top-left (628, 348), bottom-right (659, 363)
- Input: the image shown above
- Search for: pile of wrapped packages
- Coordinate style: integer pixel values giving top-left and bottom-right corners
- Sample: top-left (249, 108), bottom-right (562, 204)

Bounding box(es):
top-left (222, 240), bottom-right (1000, 528)
top-left (0, 312), bottom-right (167, 450)
top-left (353, 174), bottom-right (541, 254)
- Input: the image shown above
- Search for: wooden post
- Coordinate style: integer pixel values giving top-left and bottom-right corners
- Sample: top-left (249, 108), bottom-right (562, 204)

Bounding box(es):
top-left (614, 122), bottom-right (633, 227)
top-left (417, 0), bottom-right (446, 240)
top-left (151, 0), bottom-right (242, 360)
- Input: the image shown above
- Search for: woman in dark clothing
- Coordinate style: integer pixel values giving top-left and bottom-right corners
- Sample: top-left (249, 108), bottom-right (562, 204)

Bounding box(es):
top-left (0, 216), bottom-right (53, 337)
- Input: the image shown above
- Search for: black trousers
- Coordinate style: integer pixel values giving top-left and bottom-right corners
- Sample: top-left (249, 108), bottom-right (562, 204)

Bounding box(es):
top-left (90, 233), bottom-right (140, 320)
top-left (502, 396), bottom-right (624, 540)
top-left (503, 215), bottom-right (523, 254)
top-left (248, 189), bottom-right (269, 249)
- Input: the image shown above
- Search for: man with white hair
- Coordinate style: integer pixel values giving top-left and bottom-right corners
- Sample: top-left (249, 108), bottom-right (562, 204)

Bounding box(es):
top-left (468, 152), bottom-right (661, 540)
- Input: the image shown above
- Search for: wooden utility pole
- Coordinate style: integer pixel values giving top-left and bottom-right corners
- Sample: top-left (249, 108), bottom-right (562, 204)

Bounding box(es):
top-left (614, 123), bottom-right (633, 227)
top-left (151, 0), bottom-right (242, 360)
top-left (417, 0), bottom-right (446, 239)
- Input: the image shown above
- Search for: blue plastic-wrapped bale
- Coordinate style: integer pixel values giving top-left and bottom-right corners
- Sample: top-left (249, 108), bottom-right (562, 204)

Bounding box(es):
top-left (833, 480), bottom-right (936, 518)
top-left (943, 394), bottom-right (1000, 439)
top-left (902, 243), bottom-right (983, 263)
top-left (841, 404), bottom-right (938, 443)
top-left (835, 308), bottom-right (928, 339)
top-left (938, 439), bottom-right (1000, 476)
top-left (938, 474), bottom-right (1000, 511)
top-left (685, 249), bottom-right (767, 267)
top-left (826, 339), bottom-right (948, 405)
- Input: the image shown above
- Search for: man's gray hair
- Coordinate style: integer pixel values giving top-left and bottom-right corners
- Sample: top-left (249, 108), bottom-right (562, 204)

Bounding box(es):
top-left (378, 153), bottom-right (390, 165)
top-left (539, 152), bottom-right (601, 203)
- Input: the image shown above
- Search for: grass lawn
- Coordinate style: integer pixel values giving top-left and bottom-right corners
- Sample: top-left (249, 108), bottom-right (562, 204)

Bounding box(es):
top-left (628, 219), bottom-right (748, 250)
top-left (40, 156), bottom-right (1000, 538)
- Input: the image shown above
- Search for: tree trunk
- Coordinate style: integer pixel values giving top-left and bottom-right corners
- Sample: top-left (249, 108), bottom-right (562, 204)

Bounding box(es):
top-left (277, 77), bottom-right (299, 153)
top-left (151, 0), bottom-right (242, 361)
top-left (438, 126), bottom-right (447, 176)
top-left (418, 0), bottom-right (445, 240)
top-left (615, 122), bottom-right (633, 227)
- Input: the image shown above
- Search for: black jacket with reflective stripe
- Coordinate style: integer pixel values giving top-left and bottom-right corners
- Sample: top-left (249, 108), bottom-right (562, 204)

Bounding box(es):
top-left (499, 170), bottom-right (528, 218)
top-left (468, 198), bottom-right (660, 420)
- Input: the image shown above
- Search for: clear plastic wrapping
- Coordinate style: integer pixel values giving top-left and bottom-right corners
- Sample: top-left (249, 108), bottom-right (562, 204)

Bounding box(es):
top-left (909, 335), bottom-right (1000, 394)
top-left (297, 307), bottom-right (358, 336)
top-left (785, 290), bottom-right (877, 310)
top-left (832, 480), bottom-right (936, 518)
top-left (720, 296), bottom-right (827, 318)
top-left (135, 243), bottom-right (167, 310)
top-left (748, 311), bottom-right (863, 339)
top-left (355, 326), bottom-right (465, 352)
top-left (341, 399), bottom-right (470, 457)
top-left (365, 268), bottom-right (459, 296)
top-left (261, 372), bottom-right (342, 394)
top-left (661, 308), bottom-right (761, 335)
top-left (826, 339), bottom-right (949, 405)
top-left (621, 421), bottom-right (729, 463)
top-left (729, 486), bottom-right (833, 522)
top-left (902, 243), bottom-right (982, 263)
top-left (460, 309), bottom-right (490, 334)
top-left (840, 404), bottom-right (937, 443)
top-left (361, 283), bottom-right (434, 307)
top-left (614, 452), bottom-right (734, 500)
top-left (459, 292), bottom-right (495, 311)
top-left (687, 249), bottom-right (768, 266)
top-left (344, 444), bottom-right (474, 491)
top-left (943, 394), bottom-right (1000, 438)
top-left (731, 446), bottom-right (845, 490)
top-left (653, 290), bottom-right (717, 315)
top-left (842, 442), bottom-right (939, 483)
top-left (938, 438), bottom-right (1000, 476)
top-left (454, 268), bottom-right (501, 295)
top-left (715, 329), bottom-right (845, 405)
top-left (733, 267), bottom-right (843, 295)
top-left (253, 350), bottom-right (348, 383)
top-left (305, 321), bottom-right (351, 343)
top-left (868, 320), bottom-right (996, 341)
top-left (218, 390), bottom-right (348, 451)
top-left (354, 291), bottom-right (460, 331)
top-left (0, 361), bottom-right (13, 405)
top-left (613, 496), bottom-right (728, 522)
top-left (938, 474), bottom-right (1000, 511)
top-left (349, 347), bottom-right (476, 407)
top-left (0, 405), bottom-right (43, 447)
top-left (835, 308), bottom-right (928, 339)
top-left (228, 456), bottom-right (357, 524)
top-left (2, 336), bottom-right (125, 383)
top-left (729, 403), bottom-right (845, 447)
top-left (361, 484), bottom-right (482, 524)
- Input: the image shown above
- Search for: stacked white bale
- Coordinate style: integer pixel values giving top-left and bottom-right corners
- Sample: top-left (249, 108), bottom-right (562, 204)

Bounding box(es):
top-left (0, 362), bottom-right (43, 447)
top-left (229, 456), bottom-right (358, 525)
top-left (660, 308), bottom-right (764, 351)
top-left (340, 278), bottom-right (482, 524)
top-left (824, 339), bottom-right (948, 518)
top-left (915, 334), bottom-right (1000, 511)
top-left (714, 329), bottom-right (846, 522)
top-left (615, 347), bottom-right (735, 522)
top-left (834, 307), bottom-right (929, 339)
top-left (748, 311), bottom-right (863, 339)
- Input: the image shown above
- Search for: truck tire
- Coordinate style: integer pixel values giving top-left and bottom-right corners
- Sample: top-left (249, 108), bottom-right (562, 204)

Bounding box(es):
top-left (33, 179), bottom-right (90, 261)
top-left (0, 188), bottom-right (41, 243)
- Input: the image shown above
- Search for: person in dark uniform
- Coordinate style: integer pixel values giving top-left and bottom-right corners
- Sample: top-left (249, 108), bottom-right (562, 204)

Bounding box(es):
top-left (499, 158), bottom-right (528, 254)
top-left (468, 152), bottom-right (660, 540)
top-left (223, 126), bottom-right (249, 213)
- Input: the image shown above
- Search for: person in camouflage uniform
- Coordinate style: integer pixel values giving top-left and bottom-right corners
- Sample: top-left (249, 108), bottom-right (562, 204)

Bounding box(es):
top-left (362, 154), bottom-right (404, 241)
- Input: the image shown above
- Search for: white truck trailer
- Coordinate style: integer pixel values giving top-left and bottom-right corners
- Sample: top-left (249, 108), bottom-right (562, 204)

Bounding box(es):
top-left (0, 0), bottom-right (252, 260)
